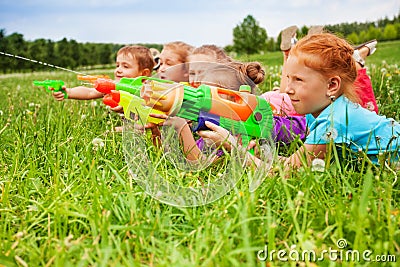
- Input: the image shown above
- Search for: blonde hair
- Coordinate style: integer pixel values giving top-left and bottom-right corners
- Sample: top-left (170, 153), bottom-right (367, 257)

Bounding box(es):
top-left (162, 41), bottom-right (194, 63)
top-left (202, 61), bottom-right (265, 93)
top-left (191, 44), bottom-right (232, 63)
top-left (290, 33), bottom-right (360, 104)
top-left (117, 45), bottom-right (155, 71)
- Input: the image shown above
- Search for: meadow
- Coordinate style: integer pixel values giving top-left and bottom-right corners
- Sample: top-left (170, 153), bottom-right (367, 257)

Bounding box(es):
top-left (0, 41), bottom-right (399, 266)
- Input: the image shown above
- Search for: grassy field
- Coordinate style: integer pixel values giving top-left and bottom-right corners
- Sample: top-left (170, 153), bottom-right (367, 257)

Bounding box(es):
top-left (0, 41), bottom-right (399, 266)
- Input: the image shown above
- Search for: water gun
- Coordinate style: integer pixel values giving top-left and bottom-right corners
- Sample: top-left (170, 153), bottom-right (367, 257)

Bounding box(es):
top-left (93, 77), bottom-right (169, 124)
top-left (142, 78), bottom-right (274, 147)
top-left (77, 74), bottom-right (110, 84)
top-left (33, 80), bottom-right (67, 99)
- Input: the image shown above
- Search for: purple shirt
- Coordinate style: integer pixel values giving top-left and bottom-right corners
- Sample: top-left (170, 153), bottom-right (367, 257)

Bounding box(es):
top-left (272, 115), bottom-right (306, 144)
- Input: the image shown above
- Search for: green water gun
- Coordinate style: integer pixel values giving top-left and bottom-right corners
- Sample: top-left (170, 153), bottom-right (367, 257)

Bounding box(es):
top-left (33, 80), bottom-right (67, 99)
top-left (94, 77), bottom-right (169, 124)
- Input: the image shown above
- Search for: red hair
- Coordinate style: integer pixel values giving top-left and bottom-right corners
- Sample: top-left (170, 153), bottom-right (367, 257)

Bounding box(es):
top-left (290, 33), bottom-right (360, 104)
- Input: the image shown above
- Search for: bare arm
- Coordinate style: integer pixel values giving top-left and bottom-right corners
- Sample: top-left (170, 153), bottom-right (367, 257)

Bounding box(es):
top-left (279, 143), bottom-right (327, 169)
top-left (53, 86), bottom-right (104, 101)
top-left (149, 113), bottom-right (210, 162)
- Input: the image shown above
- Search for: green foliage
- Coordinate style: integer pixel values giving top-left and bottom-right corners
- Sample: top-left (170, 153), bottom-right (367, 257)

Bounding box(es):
top-left (232, 15), bottom-right (268, 55)
top-left (383, 24), bottom-right (398, 40)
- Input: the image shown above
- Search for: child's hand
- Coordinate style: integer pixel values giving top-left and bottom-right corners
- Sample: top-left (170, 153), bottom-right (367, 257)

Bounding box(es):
top-left (198, 121), bottom-right (238, 151)
top-left (52, 86), bottom-right (67, 101)
top-left (110, 105), bottom-right (124, 113)
top-left (150, 113), bottom-right (188, 132)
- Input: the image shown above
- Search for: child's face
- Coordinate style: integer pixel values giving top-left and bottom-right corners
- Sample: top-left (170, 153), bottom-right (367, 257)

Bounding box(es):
top-left (188, 54), bottom-right (215, 86)
top-left (114, 54), bottom-right (142, 82)
top-left (157, 49), bottom-right (188, 82)
top-left (284, 55), bottom-right (331, 117)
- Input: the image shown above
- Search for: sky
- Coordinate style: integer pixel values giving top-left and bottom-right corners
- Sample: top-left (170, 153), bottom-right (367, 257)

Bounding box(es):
top-left (0, 0), bottom-right (399, 47)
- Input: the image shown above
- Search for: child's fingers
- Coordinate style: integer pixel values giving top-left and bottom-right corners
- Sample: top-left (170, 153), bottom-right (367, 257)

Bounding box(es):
top-left (149, 113), bottom-right (168, 119)
top-left (246, 140), bottom-right (257, 151)
top-left (52, 91), bottom-right (65, 101)
top-left (204, 121), bottom-right (230, 136)
top-left (110, 105), bottom-right (124, 113)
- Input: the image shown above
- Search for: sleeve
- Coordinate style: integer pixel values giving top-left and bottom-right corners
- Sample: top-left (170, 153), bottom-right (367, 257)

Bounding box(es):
top-left (272, 115), bottom-right (307, 144)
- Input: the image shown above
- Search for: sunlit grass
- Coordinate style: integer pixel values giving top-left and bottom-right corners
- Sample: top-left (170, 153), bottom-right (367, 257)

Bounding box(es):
top-left (0, 46), bottom-right (399, 266)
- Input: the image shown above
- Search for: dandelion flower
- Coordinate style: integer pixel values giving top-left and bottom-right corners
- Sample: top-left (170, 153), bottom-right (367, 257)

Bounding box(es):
top-left (311, 158), bottom-right (325, 172)
top-left (92, 137), bottom-right (105, 148)
top-left (322, 128), bottom-right (338, 141)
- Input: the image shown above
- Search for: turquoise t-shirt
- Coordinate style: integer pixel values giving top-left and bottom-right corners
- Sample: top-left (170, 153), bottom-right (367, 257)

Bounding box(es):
top-left (305, 96), bottom-right (400, 163)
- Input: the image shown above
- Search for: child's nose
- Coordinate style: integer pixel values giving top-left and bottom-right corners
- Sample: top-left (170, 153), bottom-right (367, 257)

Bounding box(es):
top-left (284, 84), bottom-right (293, 94)
top-left (158, 64), bottom-right (166, 72)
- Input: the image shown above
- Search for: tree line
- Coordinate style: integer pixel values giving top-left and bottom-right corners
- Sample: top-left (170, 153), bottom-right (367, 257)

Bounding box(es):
top-left (0, 11), bottom-right (399, 73)
top-left (229, 12), bottom-right (400, 55)
top-left (0, 29), bottom-right (162, 74)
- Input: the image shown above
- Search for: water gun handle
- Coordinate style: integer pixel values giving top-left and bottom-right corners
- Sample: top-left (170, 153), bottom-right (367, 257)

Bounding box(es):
top-left (103, 92), bottom-right (120, 108)
top-left (194, 111), bottom-right (256, 155)
top-left (94, 78), bottom-right (116, 94)
top-left (33, 80), bottom-right (67, 99)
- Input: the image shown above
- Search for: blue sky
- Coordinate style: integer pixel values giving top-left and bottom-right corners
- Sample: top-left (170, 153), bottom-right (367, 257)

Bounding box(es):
top-left (0, 0), bottom-right (399, 47)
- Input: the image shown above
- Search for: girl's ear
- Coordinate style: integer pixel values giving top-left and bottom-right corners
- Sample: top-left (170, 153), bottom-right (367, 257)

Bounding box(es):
top-left (141, 68), bottom-right (151, 77)
top-left (327, 76), bottom-right (341, 96)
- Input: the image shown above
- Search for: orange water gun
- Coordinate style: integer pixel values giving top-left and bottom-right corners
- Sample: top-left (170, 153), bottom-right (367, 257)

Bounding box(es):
top-left (77, 74), bottom-right (110, 84)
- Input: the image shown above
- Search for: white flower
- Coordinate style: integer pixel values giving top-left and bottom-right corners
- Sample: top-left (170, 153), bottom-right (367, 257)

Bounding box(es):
top-left (29, 102), bottom-right (35, 107)
top-left (92, 137), bottom-right (105, 148)
top-left (311, 158), bottom-right (325, 172)
top-left (322, 128), bottom-right (338, 141)
top-left (90, 101), bottom-right (98, 107)
top-left (365, 102), bottom-right (375, 111)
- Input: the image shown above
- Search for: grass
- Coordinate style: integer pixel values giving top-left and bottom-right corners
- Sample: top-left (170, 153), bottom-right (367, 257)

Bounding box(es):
top-left (0, 41), bottom-right (400, 266)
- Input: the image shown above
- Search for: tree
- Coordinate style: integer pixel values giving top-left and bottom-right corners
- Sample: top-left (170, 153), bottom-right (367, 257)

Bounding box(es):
top-left (346, 32), bottom-right (360, 45)
top-left (232, 15), bottom-right (267, 55)
top-left (382, 24), bottom-right (397, 41)
top-left (366, 25), bottom-right (381, 41)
